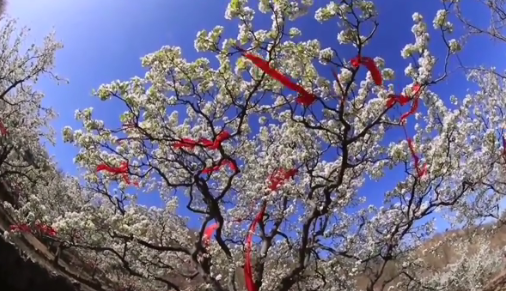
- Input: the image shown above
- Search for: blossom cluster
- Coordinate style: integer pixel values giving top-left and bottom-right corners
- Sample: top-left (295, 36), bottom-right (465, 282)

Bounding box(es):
top-left (2, 1), bottom-right (506, 291)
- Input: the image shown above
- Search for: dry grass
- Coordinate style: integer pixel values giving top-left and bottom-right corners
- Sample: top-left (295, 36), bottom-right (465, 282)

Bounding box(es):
top-left (351, 224), bottom-right (506, 291)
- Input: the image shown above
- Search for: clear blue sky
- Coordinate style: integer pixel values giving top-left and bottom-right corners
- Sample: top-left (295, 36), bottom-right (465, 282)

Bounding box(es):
top-left (5, 0), bottom-right (502, 231)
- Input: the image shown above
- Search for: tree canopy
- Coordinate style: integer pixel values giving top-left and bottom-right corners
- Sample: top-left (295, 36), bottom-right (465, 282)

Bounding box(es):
top-left (3, 0), bottom-right (506, 291)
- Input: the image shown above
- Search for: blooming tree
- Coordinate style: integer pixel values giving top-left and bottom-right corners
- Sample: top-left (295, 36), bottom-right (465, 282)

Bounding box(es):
top-left (456, 0), bottom-right (506, 44)
top-left (0, 15), bottom-right (63, 211)
top-left (454, 0), bottom-right (506, 231)
top-left (423, 236), bottom-right (504, 291)
top-left (4, 0), bottom-right (506, 291)
top-left (0, 16), bottom-right (68, 275)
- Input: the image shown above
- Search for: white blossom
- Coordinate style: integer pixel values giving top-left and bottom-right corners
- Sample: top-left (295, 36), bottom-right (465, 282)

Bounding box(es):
top-left (2, 3), bottom-right (506, 291)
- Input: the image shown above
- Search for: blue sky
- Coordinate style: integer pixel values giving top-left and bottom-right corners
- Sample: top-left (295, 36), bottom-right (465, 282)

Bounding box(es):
top-left (5, 0), bottom-right (503, 232)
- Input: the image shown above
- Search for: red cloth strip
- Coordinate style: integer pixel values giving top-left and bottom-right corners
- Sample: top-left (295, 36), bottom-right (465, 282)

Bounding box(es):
top-left (244, 204), bottom-right (266, 291)
top-left (386, 94), bottom-right (411, 108)
top-left (268, 168), bottom-right (298, 191)
top-left (97, 162), bottom-right (138, 186)
top-left (502, 135), bottom-right (506, 160)
top-left (174, 138), bottom-right (199, 150)
top-left (242, 52), bottom-right (316, 107)
top-left (10, 223), bottom-right (57, 236)
top-left (174, 131), bottom-right (231, 150)
top-left (351, 56), bottom-right (383, 86)
top-left (399, 84), bottom-right (422, 123)
top-left (403, 125), bottom-right (428, 178)
top-left (203, 223), bottom-right (220, 246)
top-left (202, 159), bottom-right (238, 175)
top-left (0, 121), bottom-right (7, 136)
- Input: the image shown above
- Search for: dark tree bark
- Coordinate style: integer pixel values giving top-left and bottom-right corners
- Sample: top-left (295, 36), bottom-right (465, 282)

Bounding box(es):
top-left (0, 0), bottom-right (5, 16)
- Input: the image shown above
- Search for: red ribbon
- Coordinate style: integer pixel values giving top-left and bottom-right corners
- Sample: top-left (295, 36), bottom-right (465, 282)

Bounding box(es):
top-left (10, 223), bottom-right (57, 236)
top-left (0, 121), bottom-right (7, 136)
top-left (201, 167), bottom-right (298, 290)
top-left (37, 224), bottom-right (57, 236)
top-left (96, 162), bottom-right (127, 174)
top-left (96, 161), bottom-right (139, 186)
top-left (502, 135), bottom-right (506, 161)
top-left (241, 51), bottom-right (316, 107)
top-left (385, 84), bottom-right (427, 178)
top-left (244, 204), bottom-right (266, 291)
top-left (295, 92), bottom-right (317, 107)
top-left (268, 168), bottom-right (298, 191)
top-left (386, 95), bottom-right (411, 108)
top-left (204, 131), bottom-right (232, 150)
top-left (399, 84), bottom-right (422, 124)
top-left (174, 131), bottom-right (231, 150)
top-left (203, 223), bottom-right (220, 247)
top-left (173, 138), bottom-right (199, 150)
top-left (202, 159), bottom-right (239, 175)
top-left (203, 205), bottom-right (266, 291)
top-left (386, 84), bottom-right (422, 125)
top-left (10, 224), bottom-right (31, 232)
top-left (403, 125), bottom-right (428, 178)
top-left (351, 56), bottom-right (383, 86)
top-left (122, 123), bottom-right (135, 130)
